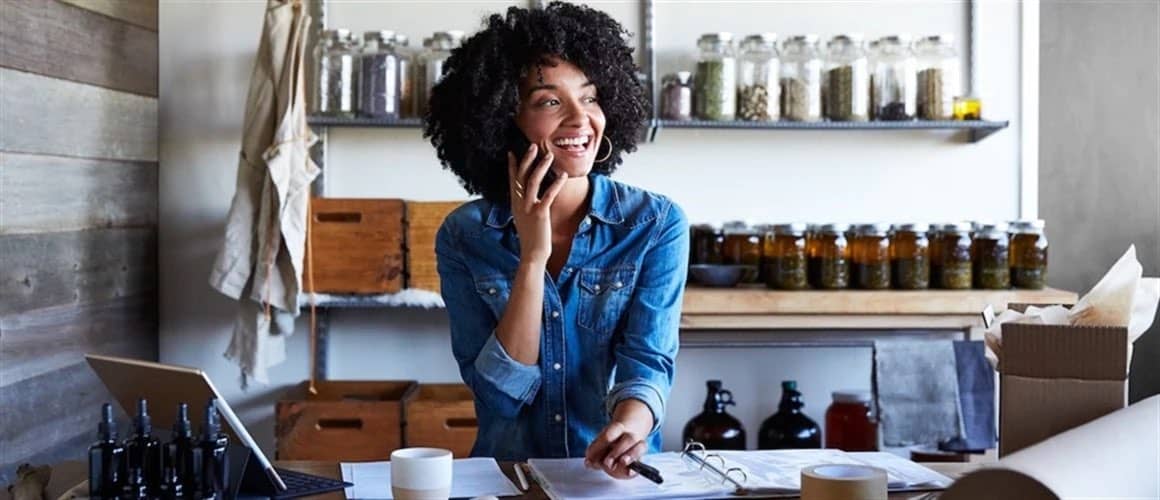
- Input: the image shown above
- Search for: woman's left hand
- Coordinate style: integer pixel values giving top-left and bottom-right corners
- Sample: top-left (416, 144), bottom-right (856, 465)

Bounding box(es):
top-left (584, 401), bottom-right (653, 479)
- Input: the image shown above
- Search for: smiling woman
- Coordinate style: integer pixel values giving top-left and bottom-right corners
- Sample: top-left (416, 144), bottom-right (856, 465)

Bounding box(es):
top-left (423, 1), bottom-right (689, 481)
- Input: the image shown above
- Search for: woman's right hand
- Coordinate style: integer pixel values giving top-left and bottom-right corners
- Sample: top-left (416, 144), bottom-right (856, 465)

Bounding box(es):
top-left (508, 142), bottom-right (568, 265)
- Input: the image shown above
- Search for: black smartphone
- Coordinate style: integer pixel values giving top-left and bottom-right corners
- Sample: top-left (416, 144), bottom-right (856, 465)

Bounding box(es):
top-left (507, 130), bottom-right (557, 198)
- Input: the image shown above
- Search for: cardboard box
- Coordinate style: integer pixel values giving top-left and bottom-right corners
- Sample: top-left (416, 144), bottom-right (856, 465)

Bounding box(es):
top-left (998, 321), bottom-right (1128, 456)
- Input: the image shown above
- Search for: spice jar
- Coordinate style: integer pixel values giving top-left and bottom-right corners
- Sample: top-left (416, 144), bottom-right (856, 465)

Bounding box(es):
top-left (825, 390), bottom-right (878, 452)
top-left (764, 223), bottom-right (809, 290)
top-left (889, 223), bottom-right (930, 289)
top-left (953, 95), bottom-right (982, 120)
top-left (416, 32), bottom-right (457, 118)
top-left (972, 222), bottom-right (1011, 289)
top-left (928, 224), bottom-right (945, 286)
top-left (359, 30), bottom-right (402, 119)
top-left (661, 72), bottom-right (694, 121)
top-left (937, 222), bottom-right (974, 289)
top-left (313, 29), bottom-right (360, 117)
top-left (824, 34), bottom-right (870, 122)
top-left (914, 35), bottom-right (960, 120)
top-left (722, 221), bottom-right (761, 283)
top-left (737, 33), bottom-right (780, 122)
top-left (694, 33), bottom-right (738, 121)
top-left (393, 34), bottom-right (415, 118)
top-left (779, 35), bottom-right (823, 122)
top-left (690, 223), bottom-right (724, 265)
top-left (808, 223), bottom-right (850, 289)
top-left (871, 35), bottom-right (916, 121)
top-left (853, 223), bottom-right (891, 290)
top-left (1009, 219), bottom-right (1049, 289)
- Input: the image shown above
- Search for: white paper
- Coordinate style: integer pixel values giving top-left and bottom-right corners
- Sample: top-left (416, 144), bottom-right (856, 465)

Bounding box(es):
top-left (341, 458), bottom-right (521, 499)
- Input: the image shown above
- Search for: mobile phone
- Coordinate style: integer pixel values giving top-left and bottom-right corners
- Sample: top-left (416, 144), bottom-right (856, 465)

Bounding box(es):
top-left (507, 130), bottom-right (558, 198)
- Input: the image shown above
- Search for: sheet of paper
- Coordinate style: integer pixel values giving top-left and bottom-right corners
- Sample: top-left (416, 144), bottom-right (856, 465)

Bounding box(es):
top-left (848, 452), bottom-right (954, 488)
top-left (528, 453), bottom-right (734, 500)
top-left (340, 457), bottom-right (521, 499)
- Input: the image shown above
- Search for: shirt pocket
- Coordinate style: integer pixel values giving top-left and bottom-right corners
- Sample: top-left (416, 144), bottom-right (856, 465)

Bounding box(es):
top-left (577, 266), bottom-right (637, 334)
top-left (475, 275), bottom-right (512, 320)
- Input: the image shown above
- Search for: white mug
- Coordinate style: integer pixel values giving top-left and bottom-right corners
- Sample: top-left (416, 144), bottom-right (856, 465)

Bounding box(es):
top-left (391, 447), bottom-right (453, 500)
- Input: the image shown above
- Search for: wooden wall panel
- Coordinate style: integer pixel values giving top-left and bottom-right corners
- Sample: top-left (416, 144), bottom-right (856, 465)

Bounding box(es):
top-left (0, 0), bottom-right (158, 96)
top-left (58, 0), bottom-right (158, 31)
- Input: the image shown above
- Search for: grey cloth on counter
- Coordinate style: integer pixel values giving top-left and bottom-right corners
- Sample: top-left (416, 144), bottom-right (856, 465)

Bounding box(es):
top-left (873, 339), bottom-right (964, 447)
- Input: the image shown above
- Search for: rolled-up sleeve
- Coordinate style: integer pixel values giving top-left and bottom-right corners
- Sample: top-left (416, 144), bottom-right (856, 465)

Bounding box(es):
top-left (437, 223), bottom-right (541, 418)
top-left (605, 201), bottom-right (689, 433)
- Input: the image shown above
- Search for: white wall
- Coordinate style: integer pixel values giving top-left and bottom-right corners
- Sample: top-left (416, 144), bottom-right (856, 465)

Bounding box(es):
top-left (160, 0), bottom-right (1025, 454)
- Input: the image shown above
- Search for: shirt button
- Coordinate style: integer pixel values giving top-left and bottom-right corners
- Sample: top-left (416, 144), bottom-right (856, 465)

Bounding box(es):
top-left (555, 414), bottom-right (563, 422)
top-left (488, 288), bottom-right (497, 295)
top-left (582, 217), bottom-right (590, 226)
top-left (594, 284), bottom-right (602, 292)
top-left (613, 281), bottom-right (623, 288)
top-left (551, 310), bottom-right (560, 318)
top-left (553, 362), bottom-right (562, 371)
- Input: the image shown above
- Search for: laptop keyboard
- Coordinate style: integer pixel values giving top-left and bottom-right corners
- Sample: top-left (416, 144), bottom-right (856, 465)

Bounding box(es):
top-left (271, 467), bottom-right (351, 499)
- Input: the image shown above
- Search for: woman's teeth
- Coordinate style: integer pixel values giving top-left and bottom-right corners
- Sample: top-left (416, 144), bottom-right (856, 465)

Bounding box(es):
top-left (552, 136), bottom-right (590, 150)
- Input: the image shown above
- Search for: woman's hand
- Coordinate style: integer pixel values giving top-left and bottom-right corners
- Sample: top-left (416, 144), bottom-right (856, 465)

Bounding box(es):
top-left (584, 400), bottom-right (654, 479)
top-left (508, 142), bottom-right (568, 265)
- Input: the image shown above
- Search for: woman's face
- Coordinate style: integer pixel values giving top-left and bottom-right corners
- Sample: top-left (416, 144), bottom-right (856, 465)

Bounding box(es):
top-left (515, 58), bottom-right (607, 179)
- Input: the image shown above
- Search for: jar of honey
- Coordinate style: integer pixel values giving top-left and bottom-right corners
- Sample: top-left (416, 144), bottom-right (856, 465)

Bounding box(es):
top-left (972, 222), bottom-right (1010, 289)
top-left (690, 223), bottom-right (723, 265)
top-left (1009, 219), bottom-right (1048, 289)
top-left (807, 223), bottom-right (850, 289)
top-left (939, 222), bottom-right (973, 289)
top-left (853, 223), bottom-right (891, 290)
top-left (824, 390), bottom-right (878, 451)
top-left (723, 220), bottom-right (761, 283)
top-left (764, 223), bottom-right (809, 290)
top-left (889, 223), bottom-right (930, 289)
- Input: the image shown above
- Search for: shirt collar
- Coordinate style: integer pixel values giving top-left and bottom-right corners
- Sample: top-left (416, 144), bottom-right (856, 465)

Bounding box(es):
top-left (484, 174), bottom-right (625, 230)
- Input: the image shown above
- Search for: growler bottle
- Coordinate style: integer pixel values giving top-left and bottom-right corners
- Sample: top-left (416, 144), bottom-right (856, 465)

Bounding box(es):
top-left (758, 380), bottom-right (821, 449)
top-left (682, 380), bottom-right (746, 450)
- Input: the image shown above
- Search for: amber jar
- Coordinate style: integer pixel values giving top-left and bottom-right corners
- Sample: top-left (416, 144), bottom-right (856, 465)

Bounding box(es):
top-left (824, 390), bottom-right (878, 452)
top-left (764, 223), bottom-right (809, 290)
top-left (972, 222), bottom-right (1010, 289)
top-left (807, 223), bottom-right (850, 289)
top-left (691, 223), bottom-right (724, 265)
top-left (889, 223), bottom-right (930, 289)
top-left (723, 221), bottom-right (762, 283)
top-left (938, 222), bottom-right (973, 289)
top-left (928, 224), bottom-right (945, 287)
top-left (683, 380), bottom-right (747, 450)
top-left (1009, 219), bottom-right (1048, 289)
top-left (853, 223), bottom-right (891, 290)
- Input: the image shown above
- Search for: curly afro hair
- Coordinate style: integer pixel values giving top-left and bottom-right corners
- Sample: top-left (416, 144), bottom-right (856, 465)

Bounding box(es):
top-left (423, 2), bottom-right (651, 203)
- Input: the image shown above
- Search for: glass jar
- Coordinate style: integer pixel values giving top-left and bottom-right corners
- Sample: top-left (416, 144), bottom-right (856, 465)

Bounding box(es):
top-left (694, 33), bottom-right (737, 121)
top-left (1009, 219), bottom-right (1049, 289)
top-left (359, 30), bottom-right (401, 118)
top-left (972, 222), bottom-right (1011, 289)
top-left (764, 223), bottom-right (809, 290)
top-left (683, 380), bottom-right (747, 451)
top-left (690, 223), bottom-right (723, 265)
top-left (393, 34), bottom-right (414, 118)
top-left (824, 34), bottom-right (870, 122)
top-left (313, 29), bottom-right (360, 117)
top-left (416, 32), bottom-right (457, 118)
top-left (939, 222), bottom-right (974, 289)
top-left (737, 33), bottom-right (780, 122)
top-left (914, 35), bottom-right (960, 120)
top-left (661, 72), bottom-right (694, 121)
top-left (853, 223), bottom-right (891, 290)
top-left (808, 223), bottom-right (850, 289)
top-left (759, 381), bottom-right (822, 450)
top-left (825, 390), bottom-right (878, 452)
top-left (953, 95), bottom-right (982, 120)
top-left (928, 224), bottom-right (945, 286)
top-left (722, 220), bottom-right (761, 283)
top-left (779, 35), bottom-right (823, 122)
top-left (889, 223), bottom-right (930, 289)
top-left (871, 35), bottom-right (916, 121)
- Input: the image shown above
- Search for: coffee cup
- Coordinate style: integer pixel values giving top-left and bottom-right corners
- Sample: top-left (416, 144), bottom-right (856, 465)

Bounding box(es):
top-left (391, 447), bottom-right (453, 500)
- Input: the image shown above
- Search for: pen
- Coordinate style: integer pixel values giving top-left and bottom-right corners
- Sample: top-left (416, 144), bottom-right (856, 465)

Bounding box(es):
top-left (514, 463), bottom-right (530, 491)
top-left (627, 461), bottom-right (664, 485)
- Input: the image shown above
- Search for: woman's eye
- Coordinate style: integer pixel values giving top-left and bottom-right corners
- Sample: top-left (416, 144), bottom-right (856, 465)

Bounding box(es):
top-left (540, 99), bottom-right (560, 107)
top-left (584, 96), bottom-right (599, 104)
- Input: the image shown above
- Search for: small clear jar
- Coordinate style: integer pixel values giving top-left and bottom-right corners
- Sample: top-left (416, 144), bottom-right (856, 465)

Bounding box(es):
top-left (808, 223), bottom-right (850, 289)
top-left (393, 34), bottom-right (415, 119)
top-left (313, 29), bottom-right (360, 117)
top-left (416, 32), bottom-right (457, 118)
top-left (661, 72), bottom-right (694, 121)
top-left (763, 223), bottom-right (809, 290)
top-left (972, 222), bottom-right (1011, 289)
top-left (694, 33), bottom-right (738, 121)
top-left (853, 223), bottom-right (891, 290)
top-left (1009, 219), bottom-right (1049, 289)
top-left (871, 35), bottom-right (916, 121)
top-left (824, 34), bottom-right (870, 122)
top-left (939, 222), bottom-right (974, 289)
top-left (889, 223), bottom-right (930, 289)
top-left (914, 35), bottom-right (960, 120)
top-left (779, 35), bottom-right (823, 122)
top-left (359, 30), bottom-right (401, 118)
top-left (737, 33), bottom-right (780, 122)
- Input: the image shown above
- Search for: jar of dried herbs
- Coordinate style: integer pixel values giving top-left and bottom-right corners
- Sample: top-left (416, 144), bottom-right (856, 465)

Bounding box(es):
top-left (764, 223), bottom-right (809, 290)
top-left (695, 33), bottom-right (737, 121)
top-left (723, 220), bottom-right (761, 283)
top-left (914, 35), bottom-right (960, 120)
top-left (853, 223), bottom-right (891, 289)
top-left (416, 31), bottom-right (460, 118)
top-left (823, 34), bottom-right (870, 122)
top-left (928, 224), bottom-right (945, 286)
top-left (738, 33), bottom-right (780, 122)
top-left (394, 34), bottom-right (415, 118)
top-left (661, 72), bottom-right (695, 121)
top-left (938, 222), bottom-right (974, 289)
top-left (779, 35), bottom-right (822, 122)
top-left (690, 223), bottom-right (724, 265)
top-left (313, 29), bottom-right (360, 117)
top-left (870, 35), bottom-right (916, 121)
top-left (1009, 219), bottom-right (1049, 289)
top-left (889, 223), bottom-right (930, 289)
top-left (359, 30), bottom-right (402, 119)
top-left (808, 223), bottom-right (850, 289)
top-left (972, 222), bottom-right (1011, 289)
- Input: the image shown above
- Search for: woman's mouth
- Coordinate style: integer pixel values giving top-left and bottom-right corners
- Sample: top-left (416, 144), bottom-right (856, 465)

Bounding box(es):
top-left (550, 134), bottom-right (594, 157)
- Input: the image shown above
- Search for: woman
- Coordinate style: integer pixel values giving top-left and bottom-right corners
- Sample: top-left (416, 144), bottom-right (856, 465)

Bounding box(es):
top-left (425, 2), bottom-right (689, 479)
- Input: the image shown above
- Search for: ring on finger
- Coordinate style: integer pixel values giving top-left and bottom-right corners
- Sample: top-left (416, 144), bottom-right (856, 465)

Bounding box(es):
top-left (514, 188), bottom-right (524, 198)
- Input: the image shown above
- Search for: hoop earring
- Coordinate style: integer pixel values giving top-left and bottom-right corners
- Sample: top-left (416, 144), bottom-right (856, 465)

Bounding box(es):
top-left (595, 136), bottom-right (613, 164)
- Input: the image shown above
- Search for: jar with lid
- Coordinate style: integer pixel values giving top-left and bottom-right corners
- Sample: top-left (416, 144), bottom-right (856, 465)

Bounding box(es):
top-left (779, 35), bottom-right (823, 121)
top-left (889, 223), bottom-right (930, 289)
top-left (871, 35), bottom-right (916, 121)
top-left (914, 35), bottom-right (960, 120)
top-left (694, 33), bottom-right (738, 121)
top-left (825, 390), bottom-right (878, 452)
top-left (939, 222), bottom-right (974, 289)
top-left (313, 29), bottom-right (361, 117)
top-left (416, 32), bottom-right (458, 118)
top-left (661, 72), bottom-right (694, 121)
top-left (1009, 219), bottom-right (1049, 289)
top-left (683, 380), bottom-right (747, 451)
top-left (972, 222), bottom-right (1011, 289)
top-left (807, 223), bottom-right (850, 289)
top-left (763, 223), bottom-right (809, 290)
top-left (393, 34), bottom-right (415, 118)
top-left (823, 34), bottom-right (870, 122)
top-left (359, 31), bottom-right (401, 119)
top-left (690, 223), bottom-right (724, 265)
top-left (723, 221), bottom-right (761, 283)
top-left (737, 33), bottom-right (779, 122)
top-left (853, 223), bottom-right (891, 289)
top-left (928, 224), bottom-right (945, 286)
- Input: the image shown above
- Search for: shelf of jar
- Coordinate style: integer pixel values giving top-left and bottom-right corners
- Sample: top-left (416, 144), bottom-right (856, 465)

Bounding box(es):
top-left (655, 118), bottom-right (1009, 142)
top-left (308, 116), bottom-right (423, 128)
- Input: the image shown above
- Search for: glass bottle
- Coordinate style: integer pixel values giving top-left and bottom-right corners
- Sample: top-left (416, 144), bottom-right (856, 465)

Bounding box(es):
top-left (758, 380), bottom-right (821, 450)
top-left (737, 33), bottom-right (779, 122)
top-left (313, 29), bottom-right (360, 117)
top-left (824, 391), bottom-right (878, 452)
top-left (764, 223), bottom-right (809, 290)
top-left (690, 223), bottom-right (724, 265)
top-left (823, 34), bottom-right (870, 122)
top-left (807, 223), bottom-right (850, 289)
top-left (416, 32), bottom-right (457, 118)
top-left (359, 30), bottom-right (401, 119)
top-left (914, 34), bottom-right (960, 120)
top-left (889, 223), bottom-right (930, 289)
top-left (89, 403), bottom-right (125, 499)
top-left (779, 35), bottom-right (823, 122)
top-left (1009, 219), bottom-right (1049, 289)
top-left (683, 380), bottom-right (747, 450)
top-left (694, 33), bottom-right (737, 121)
top-left (940, 222), bottom-right (974, 289)
top-left (394, 33), bottom-right (415, 119)
top-left (853, 223), bottom-right (891, 290)
top-left (871, 35), bottom-right (916, 121)
top-left (722, 220), bottom-right (761, 283)
top-left (661, 72), bottom-right (694, 121)
top-left (972, 222), bottom-right (1011, 289)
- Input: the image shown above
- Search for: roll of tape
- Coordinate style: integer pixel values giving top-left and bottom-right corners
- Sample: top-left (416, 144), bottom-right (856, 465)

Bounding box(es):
top-left (801, 464), bottom-right (888, 500)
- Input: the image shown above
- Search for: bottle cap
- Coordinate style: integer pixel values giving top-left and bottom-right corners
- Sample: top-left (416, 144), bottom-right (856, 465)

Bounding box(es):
top-left (832, 390), bottom-right (873, 404)
top-left (134, 399), bottom-right (152, 435)
top-left (98, 403), bottom-right (118, 441)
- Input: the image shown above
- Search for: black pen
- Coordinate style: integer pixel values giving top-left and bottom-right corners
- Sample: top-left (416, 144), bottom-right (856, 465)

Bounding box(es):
top-left (627, 461), bottom-right (664, 484)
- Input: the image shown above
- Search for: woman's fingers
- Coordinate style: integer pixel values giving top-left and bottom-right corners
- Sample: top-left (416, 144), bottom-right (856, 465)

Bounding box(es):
top-left (537, 171), bottom-right (569, 210)
top-left (523, 149), bottom-right (554, 211)
top-left (603, 433), bottom-right (642, 475)
top-left (507, 152), bottom-right (523, 200)
top-left (584, 422), bottom-right (625, 470)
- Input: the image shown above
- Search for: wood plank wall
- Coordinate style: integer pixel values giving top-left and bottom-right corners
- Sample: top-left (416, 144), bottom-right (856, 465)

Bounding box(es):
top-left (0, 0), bottom-right (158, 484)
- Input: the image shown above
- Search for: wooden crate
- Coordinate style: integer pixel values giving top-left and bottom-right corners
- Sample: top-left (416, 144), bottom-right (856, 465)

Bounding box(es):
top-left (304, 198), bottom-right (405, 294)
top-left (405, 201), bottom-right (462, 293)
top-left (404, 384), bottom-right (478, 458)
top-left (276, 380), bottom-right (417, 461)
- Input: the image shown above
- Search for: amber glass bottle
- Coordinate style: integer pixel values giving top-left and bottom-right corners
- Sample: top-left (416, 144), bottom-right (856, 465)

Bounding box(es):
top-left (683, 380), bottom-right (747, 450)
top-left (758, 381), bottom-right (821, 449)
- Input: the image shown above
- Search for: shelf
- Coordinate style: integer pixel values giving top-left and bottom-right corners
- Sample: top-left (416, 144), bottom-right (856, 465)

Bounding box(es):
top-left (307, 116), bottom-right (423, 128)
top-left (681, 286), bottom-right (1075, 316)
top-left (655, 119), bottom-right (1010, 142)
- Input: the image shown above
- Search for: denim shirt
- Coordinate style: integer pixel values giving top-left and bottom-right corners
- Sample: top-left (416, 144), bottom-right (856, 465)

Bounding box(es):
top-left (435, 174), bottom-right (689, 461)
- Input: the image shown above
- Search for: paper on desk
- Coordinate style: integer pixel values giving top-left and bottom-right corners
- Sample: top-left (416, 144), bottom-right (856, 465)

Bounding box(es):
top-left (340, 457), bottom-right (521, 499)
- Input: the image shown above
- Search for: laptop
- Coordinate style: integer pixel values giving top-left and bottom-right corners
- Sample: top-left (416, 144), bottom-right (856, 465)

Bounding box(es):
top-left (84, 354), bottom-right (351, 499)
